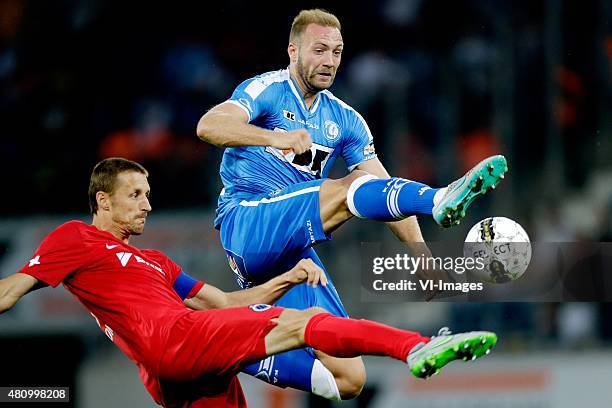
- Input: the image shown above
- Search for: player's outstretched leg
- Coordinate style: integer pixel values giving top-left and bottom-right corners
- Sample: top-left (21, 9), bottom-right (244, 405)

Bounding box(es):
top-left (432, 155), bottom-right (508, 228)
top-left (265, 308), bottom-right (497, 380)
top-left (339, 155), bottom-right (507, 228)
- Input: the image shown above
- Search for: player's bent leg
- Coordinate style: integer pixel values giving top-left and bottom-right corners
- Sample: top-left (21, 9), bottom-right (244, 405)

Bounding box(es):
top-left (321, 170), bottom-right (442, 227)
top-left (241, 349), bottom-right (316, 393)
top-left (319, 169), bottom-right (438, 230)
top-left (314, 352), bottom-right (366, 399)
top-left (260, 308), bottom-right (366, 400)
top-left (259, 307), bottom-right (346, 401)
top-left (243, 249), bottom-right (354, 400)
top-left (264, 307), bottom-right (326, 356)
top-left (321, 155), bottom-right (507, 229)
top-left (318, 170), bottom-right (371, 232)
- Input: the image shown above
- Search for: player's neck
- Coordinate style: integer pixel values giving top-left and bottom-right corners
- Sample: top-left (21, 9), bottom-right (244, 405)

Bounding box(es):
top-left (289, 69), bottom-right (317, 109)
top-left (92, 216), bottom-right (131, 243)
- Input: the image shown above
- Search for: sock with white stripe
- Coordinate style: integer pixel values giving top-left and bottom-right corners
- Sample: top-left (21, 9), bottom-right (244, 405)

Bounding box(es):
top-left (346, 176), bottom-right (439, 221)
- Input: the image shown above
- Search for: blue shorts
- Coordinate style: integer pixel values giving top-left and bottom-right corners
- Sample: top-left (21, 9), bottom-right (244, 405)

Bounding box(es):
top-left (219, 179), bottom-right (347, 317)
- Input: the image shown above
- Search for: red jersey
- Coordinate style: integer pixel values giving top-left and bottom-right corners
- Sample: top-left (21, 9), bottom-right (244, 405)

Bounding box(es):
top-left (18, 221), bottom-right (198, 395)
top-left (17, 220), bottom-right (283, 408)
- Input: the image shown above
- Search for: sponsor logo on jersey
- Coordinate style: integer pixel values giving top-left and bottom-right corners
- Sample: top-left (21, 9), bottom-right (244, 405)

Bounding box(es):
top-left (323, 120), bottom-right (340, 140)
top-left (116, 252), bottom-right (133, 267)
top-left (295, 118), bottom-right (319, 129)
top-left (28, 255), bottom-right (41, 267)
top-left (134, 255), bottom-right (165, 276)
top-left (105, 243), bottom-right (119, 249)
top-left (363, 141), bottom-right (376, 157)
top-left (283, 110), bottom-right (295, 121)
top-left (115, 252), bottom-right (165, 276)
top-left (249, 304), bottom-right (272, 312)
top-left (266, 143), bottom-right (334, 178)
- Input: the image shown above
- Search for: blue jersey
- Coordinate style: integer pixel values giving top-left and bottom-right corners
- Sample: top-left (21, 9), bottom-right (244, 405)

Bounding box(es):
top-left (214, 68), bottom-right (377, 228)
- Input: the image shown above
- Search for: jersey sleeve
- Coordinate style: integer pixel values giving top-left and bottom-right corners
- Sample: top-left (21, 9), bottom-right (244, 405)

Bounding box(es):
top-left (144, 250), bottom-right (205, 299)
top-left (17, 222), bottom-right (87, 287)
top-left (341, 111), bottom-right (377, 171)
top-left (225, 76), bottom-right (276, 123)
top-left (173, 272), bottom-right (205, 300)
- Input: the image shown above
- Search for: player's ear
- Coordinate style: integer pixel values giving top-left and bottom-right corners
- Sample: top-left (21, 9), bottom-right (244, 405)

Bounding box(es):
top-left (288, 42), bottom-right (298, 63)
top-left (96, 191), bottom-right (111, 212)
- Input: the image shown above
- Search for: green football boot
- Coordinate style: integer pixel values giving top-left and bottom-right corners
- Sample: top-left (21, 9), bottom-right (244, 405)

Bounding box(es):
top-left (407, 327), bottom-right (497, 379)
top-left (433, 155), bottom-right (508, 228)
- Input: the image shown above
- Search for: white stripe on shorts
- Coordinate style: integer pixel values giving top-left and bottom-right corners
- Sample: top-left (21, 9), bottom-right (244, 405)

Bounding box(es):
top-left (239, 186), bottom-right (320, 207)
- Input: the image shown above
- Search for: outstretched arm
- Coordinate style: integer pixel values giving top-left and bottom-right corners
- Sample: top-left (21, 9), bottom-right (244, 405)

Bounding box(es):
top-left (196, 102), bottom-right (313, 154)
top-left (184, 258), bottom-right (327, 310)
top-left (0, 273), bottom-right (40, 314)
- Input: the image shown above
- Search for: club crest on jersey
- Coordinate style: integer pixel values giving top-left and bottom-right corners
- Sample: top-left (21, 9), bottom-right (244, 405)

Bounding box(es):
top-left (283, 110), bottom-right (295, 121)
top-left (323, 120), bottom-right (340, 140)
top-left (249, 304), bottom-right (272, 312)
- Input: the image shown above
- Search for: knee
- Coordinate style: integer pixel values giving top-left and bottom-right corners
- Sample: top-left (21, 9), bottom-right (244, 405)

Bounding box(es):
top-left (304, 306), bottom-right (328, 316)
top-left (340, 170), bottom-right (372, 190)
top-left (326, 170), bottom-right (373, 197)
top-left (292, 307), bottom-right (329, 344)
top-left (336, 359), bottom-right (367, 399)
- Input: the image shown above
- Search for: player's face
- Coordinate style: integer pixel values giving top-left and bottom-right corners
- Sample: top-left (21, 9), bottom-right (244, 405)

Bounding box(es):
top-left (295, 24), bottom-right (343, 92)
top-left (108, 171), bottom-right (152, 236)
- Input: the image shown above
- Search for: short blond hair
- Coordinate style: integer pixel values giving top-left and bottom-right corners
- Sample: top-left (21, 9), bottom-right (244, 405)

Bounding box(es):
top-left (289, 9), bottom-right (341, 43)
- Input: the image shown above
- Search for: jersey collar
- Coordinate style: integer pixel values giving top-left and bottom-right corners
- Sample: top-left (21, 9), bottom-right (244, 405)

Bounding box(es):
top-left (287, 68), bottom-right (322, 116)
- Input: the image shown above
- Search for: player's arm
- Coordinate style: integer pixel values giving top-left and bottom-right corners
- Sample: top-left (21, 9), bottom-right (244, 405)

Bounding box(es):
top-left (184, 259), bottom-right (327, 310)
top-left (0, 273), bottom-right (40, 314)
top-left (196, 102), bottom-right (312, 154)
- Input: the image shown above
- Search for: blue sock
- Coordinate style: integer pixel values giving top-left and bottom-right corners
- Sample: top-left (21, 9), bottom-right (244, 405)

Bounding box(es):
top-left (347, 176), bottom-right (438, 221)
top-left (242, 348), bottom-right (315, 391)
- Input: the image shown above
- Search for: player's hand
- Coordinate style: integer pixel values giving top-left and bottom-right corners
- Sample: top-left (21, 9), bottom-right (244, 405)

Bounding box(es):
top-left (416, 264), bottom-right (449, 301)
top-left (410, 244), bottom-right (449, 301)
top-left (272, 129), bottom-right (313, 155)
top-left (286, 258), bottom-right (328, 288)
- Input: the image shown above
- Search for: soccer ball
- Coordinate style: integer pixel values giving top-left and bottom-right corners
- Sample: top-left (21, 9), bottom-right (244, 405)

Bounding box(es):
top-left (463, 217), bottom-right (532, 283)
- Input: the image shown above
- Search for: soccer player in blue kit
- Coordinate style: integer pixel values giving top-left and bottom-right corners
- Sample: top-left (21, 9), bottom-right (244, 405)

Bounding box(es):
top-left (196, 9), bottom-right (507, 401)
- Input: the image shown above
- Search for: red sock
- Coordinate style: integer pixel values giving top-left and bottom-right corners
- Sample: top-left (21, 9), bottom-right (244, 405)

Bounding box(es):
top-left (304, 313), bottom-right (430, 362)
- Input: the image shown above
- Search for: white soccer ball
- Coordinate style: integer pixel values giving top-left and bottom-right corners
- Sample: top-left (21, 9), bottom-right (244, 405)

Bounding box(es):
top-left (463, 217), bottom-right (532, 283)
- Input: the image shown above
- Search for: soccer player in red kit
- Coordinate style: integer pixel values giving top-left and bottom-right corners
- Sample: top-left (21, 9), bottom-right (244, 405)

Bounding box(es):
top-left (0, 158), bottom-right (497, 407)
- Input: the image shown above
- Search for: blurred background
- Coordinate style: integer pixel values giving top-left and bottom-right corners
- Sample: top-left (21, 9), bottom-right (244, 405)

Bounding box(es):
top-left (0, 0), bottom-right (611, 406)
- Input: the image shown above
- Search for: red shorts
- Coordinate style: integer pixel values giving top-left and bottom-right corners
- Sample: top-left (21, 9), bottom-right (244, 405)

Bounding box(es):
top-left (147, 305), bottom-right (284, 407)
